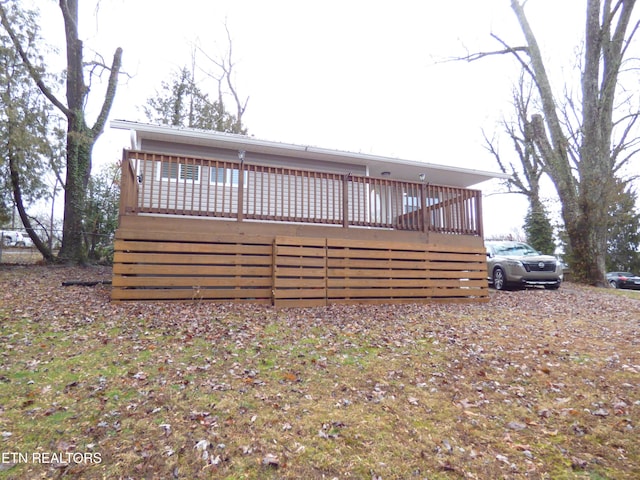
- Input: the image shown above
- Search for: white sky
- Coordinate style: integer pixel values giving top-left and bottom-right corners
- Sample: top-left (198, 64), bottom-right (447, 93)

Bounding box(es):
top-left (36, 0), bottom-right (594, 237)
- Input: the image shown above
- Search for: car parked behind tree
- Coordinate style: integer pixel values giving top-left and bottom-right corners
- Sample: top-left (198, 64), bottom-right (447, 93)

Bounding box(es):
top-left (606, 272), bottom-right (640, 290)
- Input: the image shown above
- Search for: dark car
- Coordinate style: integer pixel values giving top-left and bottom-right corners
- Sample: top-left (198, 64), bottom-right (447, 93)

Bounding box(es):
top-left (606, 271), bottom-right (640, 290)
top-left (486, 240), bottom-right (563, 290)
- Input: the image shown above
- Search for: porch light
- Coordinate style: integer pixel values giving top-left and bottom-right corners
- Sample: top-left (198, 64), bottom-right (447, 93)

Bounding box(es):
top-left (238, 150), bottom-right (246, 161)
top-left (381, 171), bottom-right (391, 177)
top-left (419, 173), bottom-right (426, 182)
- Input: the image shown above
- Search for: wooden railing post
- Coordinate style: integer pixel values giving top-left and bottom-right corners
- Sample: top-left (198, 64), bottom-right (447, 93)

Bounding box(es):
top-left (119, 150), bottom-right (128, 216)
top-left (342, 173), bottom-right (350, 228)
top-left (476, 190), bottom-right (483, 238)
top-left (237, 160), bottom-right (244, 222)
top-left (420, 182), bottom-right (428, 233)
top-left (119, 149), bottom-right (138, 216)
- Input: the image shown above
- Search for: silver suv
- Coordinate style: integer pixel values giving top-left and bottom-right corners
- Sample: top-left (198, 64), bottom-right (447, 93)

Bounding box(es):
top-left (486, 241), bottom-right (563, 290)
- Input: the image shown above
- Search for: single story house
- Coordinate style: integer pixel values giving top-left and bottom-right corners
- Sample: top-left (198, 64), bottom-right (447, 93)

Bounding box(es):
top-left (111, 120), bottom-right (508, 307)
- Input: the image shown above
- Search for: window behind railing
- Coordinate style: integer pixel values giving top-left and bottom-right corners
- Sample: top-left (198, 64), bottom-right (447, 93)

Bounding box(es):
top-left (243, 165), bottom-right (344, 224)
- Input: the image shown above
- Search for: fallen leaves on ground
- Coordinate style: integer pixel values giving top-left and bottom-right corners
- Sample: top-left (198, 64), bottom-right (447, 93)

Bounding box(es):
top-left (0, 265), bottom-right (639, 479)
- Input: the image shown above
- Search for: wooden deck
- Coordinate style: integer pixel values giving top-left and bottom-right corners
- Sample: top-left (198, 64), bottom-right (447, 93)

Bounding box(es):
top-left (113, 150), bottom-right (489, 306)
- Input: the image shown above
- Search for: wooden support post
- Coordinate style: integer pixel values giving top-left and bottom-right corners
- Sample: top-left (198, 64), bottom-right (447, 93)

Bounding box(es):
top-left (342, 174), bottom-right (350, 228)
top-left (476, 190), bottom-right (483, 238)
top-left (420, 183), bottom-right (428, 233)
top-left (271, 239), bottom-right (277, 306)
top-left (119, 150), bottom-right (138, 216)
top-left (118, 150), bottom-right (128, 216)
top-left (237, 161), bottom-right (244, 222)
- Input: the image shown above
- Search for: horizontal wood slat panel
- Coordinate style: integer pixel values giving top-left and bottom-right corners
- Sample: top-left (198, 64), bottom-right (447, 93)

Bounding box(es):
top-left (327, 287), bottom-right (487, 298)
top-left (113, 264), bottom-right (271, 276)
top-left (330, 297), bottom-right (488, 305)
top-left (112, 288), bottom-right (273, 301)
top-left (328, 278), bottom-right (437, 288)
top-left (112, 223), bottom-right (488, 305)
top-left (328, 287), bottom-right (435, 298)
top-left (327, 258), bottom-right (428, 269)
top-left (327, 268), bottom-right (430, 279)
top-left (114, 276), bottom-right (272, 288)
top-left (274, 266), bottom-right (327, 277)
top-left (274, 256), bottom-right (327, 267)
top-left (273, 288), bottom-right (328, 299)
top-left (328, 237), bottom-right (428, 251)
top-left (325, 237), bottom-right (488, 303)
top-left (274, 236), bottom-right (327, 247)
top-left (426, 243), bottom-right (486, 254)
top-left (274, 245), bottom-right (327, 257)
top-left (116, 226), bottom-right (274, 245)
top-left (114, 252), bottom-right (272, 266)
top-left (327, 275), bottom-right (486, 287)
top-left (113, 230), bottom-right (276, 303)
top-left (273, 278), bottom-right (326, 288)
top-left (328, 249), bottom-right (429, 260)
top-left (273, 236), bottom-right (327, 307)
top-left (115, 240), bottom-right (272, 255)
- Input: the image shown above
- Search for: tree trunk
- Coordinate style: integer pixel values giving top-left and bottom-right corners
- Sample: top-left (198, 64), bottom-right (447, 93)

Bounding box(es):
top-left (511, 0), bottom-right (635, 286)
top-left (57, 116), bottom-right (93, 263)
top-left (8, 142), bottom-right (55, 262)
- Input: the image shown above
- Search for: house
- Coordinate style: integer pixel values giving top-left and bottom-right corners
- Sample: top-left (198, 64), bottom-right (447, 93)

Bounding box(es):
top-left (111, 120), bottom-right (508, 307)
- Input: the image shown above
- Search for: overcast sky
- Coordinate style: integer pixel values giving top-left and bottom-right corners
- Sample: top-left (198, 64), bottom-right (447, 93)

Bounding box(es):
top-left (37, 0), bottom-right (593, 237)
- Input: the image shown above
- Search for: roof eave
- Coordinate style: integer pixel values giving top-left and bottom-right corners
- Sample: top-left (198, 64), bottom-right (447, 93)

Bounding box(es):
top-left (110, 120), bottom-right (510, 188)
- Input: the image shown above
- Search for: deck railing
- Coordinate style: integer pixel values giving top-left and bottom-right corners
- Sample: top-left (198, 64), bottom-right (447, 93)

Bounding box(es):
top-left (120, 150), bottom-right (483, 236)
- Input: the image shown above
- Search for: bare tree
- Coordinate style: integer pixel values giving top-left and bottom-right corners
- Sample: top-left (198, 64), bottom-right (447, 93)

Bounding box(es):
top-left (484, 72), bottom-right (556, 254)
top-left (197, 21), bottom-right (249, 134)
top-left (467, 0), bottom-right (639, 285)
top-left (484, 73), bottom-right (545, 207)
top-left (0, 0), bottom-right (123, 264)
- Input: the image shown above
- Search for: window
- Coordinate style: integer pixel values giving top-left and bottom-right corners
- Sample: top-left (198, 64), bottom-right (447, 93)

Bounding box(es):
top-left (403, 195), bottom-right (420, 214)
top-left (159, 162), bottom-right (200, 182)
top-left (211, 167), bottom-right (240, 186)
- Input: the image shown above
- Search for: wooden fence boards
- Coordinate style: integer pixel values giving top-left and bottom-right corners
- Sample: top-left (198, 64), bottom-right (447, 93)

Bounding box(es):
top-left (113, 252), bottom-right (271, 266)
top-left (112, 231), bottom-right (275, 302)
top-left (272, 236), bottom-right (327, 308)
top-left (112, 225), bottom-right (488, 305)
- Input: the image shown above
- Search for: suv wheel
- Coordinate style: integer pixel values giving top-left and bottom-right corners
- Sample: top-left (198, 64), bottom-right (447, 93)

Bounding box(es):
top-left (493, 267), bottom-right (507, 291)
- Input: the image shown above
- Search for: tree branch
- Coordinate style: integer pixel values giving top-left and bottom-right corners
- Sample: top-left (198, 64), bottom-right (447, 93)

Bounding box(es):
top-left (91, 47), bottom-right (123, 138)
top-left (222, 22), bottom-right (248, 124)
top-left (457, 42), bottom-right (529, 62)
top-left (0, 5), bottom-right (69, 115)
top-left (197, 20), bottom-right (249, 132)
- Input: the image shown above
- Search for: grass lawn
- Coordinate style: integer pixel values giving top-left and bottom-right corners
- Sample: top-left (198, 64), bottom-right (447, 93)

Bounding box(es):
top-left (0, 265), bottom-right (639, 479)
